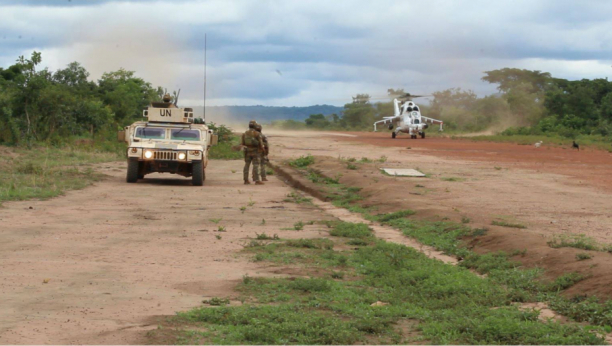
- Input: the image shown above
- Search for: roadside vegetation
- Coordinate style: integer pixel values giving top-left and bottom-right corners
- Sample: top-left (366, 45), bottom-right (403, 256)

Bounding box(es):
top-left (0, 145), bottom-right (121, 204)
top-left (548, 234), bottom-right (612, 253)
top-left (273, 159), bottom-right (612, 338)
top-left (154, 221), bottom-right (606, 345)
top-left (207, 122), bottom-right (243, 160)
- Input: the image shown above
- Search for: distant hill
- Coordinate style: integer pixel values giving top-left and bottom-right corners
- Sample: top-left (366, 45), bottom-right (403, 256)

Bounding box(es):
top-left (190, 105), bottom-right (343, 125)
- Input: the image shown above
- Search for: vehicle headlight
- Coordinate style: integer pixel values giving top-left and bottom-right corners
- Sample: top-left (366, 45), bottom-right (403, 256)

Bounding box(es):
top-left (191, 150), bottom-right (200, 155)
top-left (178, 152), bottom-right (186, 160)
top-left (144, 150), bottom-right (153, 159)
top-left (130, 148), bottom-right (138, 153)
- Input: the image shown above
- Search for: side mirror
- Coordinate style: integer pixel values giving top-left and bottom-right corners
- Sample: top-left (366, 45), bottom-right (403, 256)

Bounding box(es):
top-left (117, 130), bottom-right (126, 142)
top-left (211, 134), bottom-right (218, 146)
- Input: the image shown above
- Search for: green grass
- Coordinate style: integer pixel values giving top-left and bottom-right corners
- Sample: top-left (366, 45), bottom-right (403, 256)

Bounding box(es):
top-left (373, 209), bottom-right (416, 223)
top-left (329, 221), bottom-right (373, 239)
top-left (208, 135), bottom-right (243, 160)
top-left (255, 232), bottom-right (280, 240)
top-left (492, 220), bottom-right (527, 229)
top-left (576, 253), bottom-right (593, 261)
top-left (286, 238), bottom-right (334, 250)
top-left (440, 176), bottom-right (465, 182)
top-left (283, 191), bottom-right (313, 204)
top-left (547, 234), bottom-right (600, 251)
top-left (0, 144), bottom-right (120, 204)
top-left (301, 175), bottom-right (612, 331)
top-left (164, 226), bottom-right (605, 345)
top-left (289, 154), bottom-right (315, 168)
top-left (306, 169), bottom-right (340, 185)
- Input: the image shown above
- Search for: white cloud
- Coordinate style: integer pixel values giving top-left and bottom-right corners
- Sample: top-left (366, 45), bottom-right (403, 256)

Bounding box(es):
top-left (1, 0), bottom-right (612, 107)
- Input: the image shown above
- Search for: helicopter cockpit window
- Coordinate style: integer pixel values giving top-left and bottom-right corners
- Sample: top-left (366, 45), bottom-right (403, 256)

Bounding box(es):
top-left (407, 106), bottom-right (413, 112)
top-left (413, 106), bottom-right (419, 112)
top-left (414, 119), bottom-right (420, 124)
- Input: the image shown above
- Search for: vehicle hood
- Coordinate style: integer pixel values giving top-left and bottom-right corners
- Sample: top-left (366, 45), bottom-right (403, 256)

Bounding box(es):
top-left (132, 141), bottom-right (204, 150)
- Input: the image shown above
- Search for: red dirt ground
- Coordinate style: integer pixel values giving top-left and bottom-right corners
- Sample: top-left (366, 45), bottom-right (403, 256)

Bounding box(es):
top-left (336, 132), bottom-right (612, 192)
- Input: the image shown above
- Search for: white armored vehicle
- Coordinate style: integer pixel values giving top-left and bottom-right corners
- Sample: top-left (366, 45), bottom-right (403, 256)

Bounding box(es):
top-left (118, 95), bottom-right (218, 186)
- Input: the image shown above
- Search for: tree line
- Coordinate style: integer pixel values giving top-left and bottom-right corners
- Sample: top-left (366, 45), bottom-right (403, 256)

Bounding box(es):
top-left (2, 52), bottom-right (610, 141)
top-left (0, 51), bottom-right (162, 145)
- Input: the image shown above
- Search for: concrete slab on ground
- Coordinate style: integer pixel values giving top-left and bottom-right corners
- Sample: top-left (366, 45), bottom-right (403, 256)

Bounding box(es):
top-left (381, 168), bottom-right (426, 177)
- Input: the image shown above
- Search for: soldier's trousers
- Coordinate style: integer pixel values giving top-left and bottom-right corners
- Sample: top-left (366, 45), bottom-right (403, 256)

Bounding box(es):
top-left (243, 151), bottom-right (261, 182)
top-left (259, 154), bottom-right (268, 179)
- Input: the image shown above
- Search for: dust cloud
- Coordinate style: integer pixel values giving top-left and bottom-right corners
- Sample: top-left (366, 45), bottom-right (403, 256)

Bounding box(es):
top-left (66, 22), bottom-right (191, 92)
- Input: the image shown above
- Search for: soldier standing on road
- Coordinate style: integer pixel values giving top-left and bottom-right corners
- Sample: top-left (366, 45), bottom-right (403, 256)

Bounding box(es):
top-left (255, 124), bottom-right (269, 181)
top-left (241, 120), bottom-right (265, 185)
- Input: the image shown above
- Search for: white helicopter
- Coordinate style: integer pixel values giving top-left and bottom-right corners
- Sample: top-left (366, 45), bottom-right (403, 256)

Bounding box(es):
top-left (373, 95), bottom-right (444, 139)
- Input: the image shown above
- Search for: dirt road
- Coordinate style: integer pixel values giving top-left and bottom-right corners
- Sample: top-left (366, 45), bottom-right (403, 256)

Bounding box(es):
top-left (337, 132), bottom-right (612, 192)
top-left (2, 130), bottom-right (612, 343)
top-left (0, 160), bottom-right (329, 344)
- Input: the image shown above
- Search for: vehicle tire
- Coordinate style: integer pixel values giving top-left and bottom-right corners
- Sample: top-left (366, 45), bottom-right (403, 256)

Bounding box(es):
top-left (421, 132), bottom-right (426, 139)
top-left (126, 158), bottom-right (139, 183)
top-left (192, 160), bottom-right (204, 186)
top-left (392, 132), bottom-right (396, 139)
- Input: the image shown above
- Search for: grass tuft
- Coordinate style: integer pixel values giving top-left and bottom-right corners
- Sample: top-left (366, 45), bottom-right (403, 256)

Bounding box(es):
top-left (289, 154), bottom-right (315, 168)
top-left (547, 234), bottom-right (599, 251)
top-left (492, 220), bottom-right (527, 229)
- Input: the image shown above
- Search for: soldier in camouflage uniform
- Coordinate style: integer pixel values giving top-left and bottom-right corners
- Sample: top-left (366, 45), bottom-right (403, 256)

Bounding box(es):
top-left (254, 124), bottom-right (269, 181)
top-left (162, 93), bottom-right (177, 108)
top-left (241, 120), bottom-right (265, 185)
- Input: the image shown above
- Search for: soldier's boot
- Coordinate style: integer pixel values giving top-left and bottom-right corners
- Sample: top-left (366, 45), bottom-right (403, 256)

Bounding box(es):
top-left (255, 181), bottom-right (265, 185)
top-left (244, 180), bottom-right (251, 185)
top-left (262, 177), bottom-right (269, 181)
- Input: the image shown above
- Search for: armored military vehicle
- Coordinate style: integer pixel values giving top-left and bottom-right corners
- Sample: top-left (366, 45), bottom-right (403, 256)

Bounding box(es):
top-left (118, 95), bottom-right (218, 186)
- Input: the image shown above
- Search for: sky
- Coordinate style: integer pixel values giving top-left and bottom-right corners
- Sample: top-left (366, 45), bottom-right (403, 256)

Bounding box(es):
top-left (1, 0), bottom-right (611, 107)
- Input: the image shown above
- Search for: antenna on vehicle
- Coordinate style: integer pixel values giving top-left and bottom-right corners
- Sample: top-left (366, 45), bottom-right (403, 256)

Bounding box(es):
top-left (174, 89), bottom-right (181, 106)
top-left (203, 33), bottom-right (207, 123)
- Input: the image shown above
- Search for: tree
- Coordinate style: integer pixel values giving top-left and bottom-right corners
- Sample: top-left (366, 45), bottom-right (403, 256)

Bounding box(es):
top-left (341, 95), bottom-right (376, 129)
top-left (305, 113), bottom-right (331, 129)
top-left (98, 69), bottom-right (158, 125)
top-left (482, 68), bottom-right (552, 94)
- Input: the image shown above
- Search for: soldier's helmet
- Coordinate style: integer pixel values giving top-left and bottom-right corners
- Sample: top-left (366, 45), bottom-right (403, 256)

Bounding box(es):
top-left (255, 124), bottom-right (263, 132)
top-left (162, 93), bottom-right (172, 103)
top-left (248, 120), bottom-right (257, 128)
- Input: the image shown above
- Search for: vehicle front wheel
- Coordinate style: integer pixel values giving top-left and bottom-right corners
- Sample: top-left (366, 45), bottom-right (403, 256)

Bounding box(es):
top-left (126, 158), bottom-right (139, 183)
top-left (192, 160), bottom-right (204, 186)
top-left (420, 132), bottom-right (426, 139)
top-left (392, 132), bottom-right (396, 139)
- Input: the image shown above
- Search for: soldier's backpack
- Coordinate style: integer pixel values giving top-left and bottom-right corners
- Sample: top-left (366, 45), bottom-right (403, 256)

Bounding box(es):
top-left (243, 131), bottom-right (259, 147)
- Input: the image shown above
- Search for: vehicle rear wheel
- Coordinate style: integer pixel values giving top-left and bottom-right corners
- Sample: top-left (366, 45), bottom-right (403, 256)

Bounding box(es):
top-left (126, 158), bottom-right (139, 183)
top-left (392, 132), bottom-right (396, 139)
top-left (192, 160), bottom-right (204, 186)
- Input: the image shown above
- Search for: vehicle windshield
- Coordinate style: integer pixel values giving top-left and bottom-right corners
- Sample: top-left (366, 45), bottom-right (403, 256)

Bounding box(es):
top-left (171, 129), bottom-right (200, 141)
top-left (135, 127), bottom-right (165, 139)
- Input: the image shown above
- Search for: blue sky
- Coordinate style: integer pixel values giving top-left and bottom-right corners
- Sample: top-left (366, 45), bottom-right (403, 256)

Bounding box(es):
top-left (1, 0), bottom-right (611, 106)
